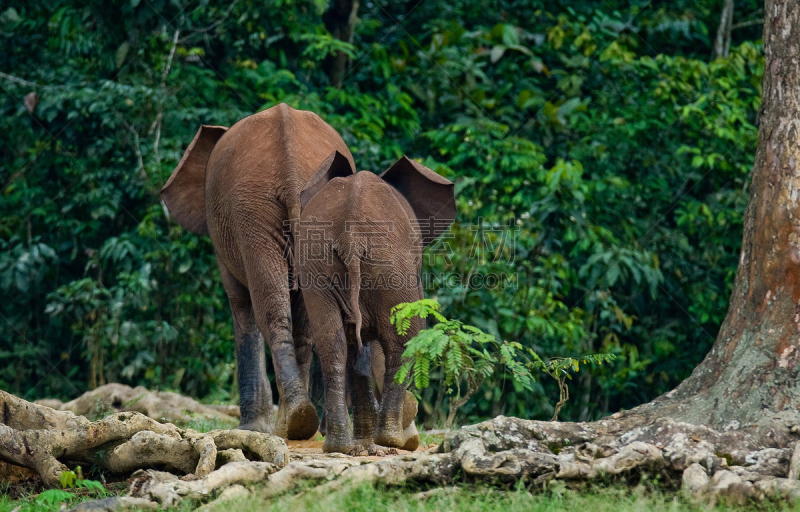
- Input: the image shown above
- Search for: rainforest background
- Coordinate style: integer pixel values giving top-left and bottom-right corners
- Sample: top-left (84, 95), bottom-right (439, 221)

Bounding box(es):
top-left (0, 0), bottom-right (766, 426)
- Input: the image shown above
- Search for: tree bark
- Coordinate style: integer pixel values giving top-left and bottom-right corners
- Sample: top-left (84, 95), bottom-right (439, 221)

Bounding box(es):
top-left (631, 0), bottom-right (800, 442)
top-left (323, 0), bottom-right (359, 87)
top-left (713, 0), bottom-right (735, 59)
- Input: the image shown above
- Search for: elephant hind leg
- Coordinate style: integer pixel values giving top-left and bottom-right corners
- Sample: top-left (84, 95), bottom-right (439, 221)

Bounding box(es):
top-left (370, 340), bottom-right (420, 450)
top-left (247, 250), bottom-right (317, 440)
top-left (291, 290), bottom-right (314, 394)
top-left (374, 329), bottom-right (418, 450)
top-left (319, 326), bottom-right (356, 454)
top-left (218, 263), bottom-right (274, 433)
top-left (348, 341), bottom-right (378, 449)
top-left (304, 288), bottom-right (356, 454)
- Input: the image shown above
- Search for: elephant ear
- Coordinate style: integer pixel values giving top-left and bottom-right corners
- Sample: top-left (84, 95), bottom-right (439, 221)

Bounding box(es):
top-left (301, 150), bottom-right (355, 209)
top-left (380, 156), bottom-right (456, 247)
top-left (160, 125), bottom-right (228, 235)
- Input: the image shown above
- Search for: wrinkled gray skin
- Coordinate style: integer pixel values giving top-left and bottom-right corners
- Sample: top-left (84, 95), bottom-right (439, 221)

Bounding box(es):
top-left (368, 342), bottom-right (420, 450)
top-left (161, 104), bottom-right (356, 439)
top-left (297, 155), bottom-right (454, 453)
top-left (318, 342), bottom-right (421, 451)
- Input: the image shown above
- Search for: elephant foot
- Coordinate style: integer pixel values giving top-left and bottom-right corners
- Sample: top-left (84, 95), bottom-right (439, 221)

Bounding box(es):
top-left (372, 429), bottom-right (418, 451)
top-left (374, 427), bottom-right (405, 449)
top-left (237, 416), bottom-right (273, 434)
top-left (322, 435), bottom-right (354, 455)
top-left (285, 399), bottom-right (319, 440)
top-left (401, 421), bottom-right (420, 451)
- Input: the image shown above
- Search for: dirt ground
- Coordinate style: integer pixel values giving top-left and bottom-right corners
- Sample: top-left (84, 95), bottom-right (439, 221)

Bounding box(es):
top-left (285, 439), bottom-right (429, 462)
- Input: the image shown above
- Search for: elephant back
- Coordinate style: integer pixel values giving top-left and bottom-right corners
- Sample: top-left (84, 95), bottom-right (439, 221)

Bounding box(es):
top-left (202, 104), bottom-right (354, 281)
top-left (205, 104), bottom-right (355, 217)
top-left (303, 171), bottom-right (423, 272)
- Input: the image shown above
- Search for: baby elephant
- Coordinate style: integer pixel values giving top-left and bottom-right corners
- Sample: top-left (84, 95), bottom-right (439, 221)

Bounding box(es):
top-left (297, 151), bottom-right (455, 454)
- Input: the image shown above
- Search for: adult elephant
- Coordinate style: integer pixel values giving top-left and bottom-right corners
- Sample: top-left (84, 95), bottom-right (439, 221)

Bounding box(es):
top-left (161, 104), bottom-right (355, 439)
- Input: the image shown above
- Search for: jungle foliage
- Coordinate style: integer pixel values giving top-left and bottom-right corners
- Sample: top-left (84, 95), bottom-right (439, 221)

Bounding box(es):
top-left (0, 0), bottom-right (765, 425)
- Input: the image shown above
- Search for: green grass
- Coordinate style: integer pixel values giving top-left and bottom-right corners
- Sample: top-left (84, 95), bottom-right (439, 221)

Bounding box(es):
top-left (0, 487), bottom-right (110, 512)
top-left (199, 481), bottom-right (800, 512)
top-left (418, 431), bottom-right (445, 448)
top-left (7, 480), bottom-right (800, 512)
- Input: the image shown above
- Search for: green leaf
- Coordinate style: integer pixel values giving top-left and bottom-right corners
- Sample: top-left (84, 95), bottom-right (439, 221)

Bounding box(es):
top-left (37, 489), bottom-right (73, 506)
top-left (490, 45), bottom-right (506, 63)
top-left (115, 42), bottom-right (130, 69)
top-left (606, 262), bottom-right (620, 286)
top-left (59, 469), bottom-right (76, 488)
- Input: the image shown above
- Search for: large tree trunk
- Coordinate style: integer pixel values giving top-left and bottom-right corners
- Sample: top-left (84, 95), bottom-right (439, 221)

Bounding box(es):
top-left (323, 0), bottom-right (359, 87)
top-left (631, 0), bottom-right (800, 442)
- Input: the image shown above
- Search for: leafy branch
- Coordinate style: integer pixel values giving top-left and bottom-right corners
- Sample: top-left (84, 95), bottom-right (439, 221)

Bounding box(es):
top-left (390, 298), bottom-right (446, 336)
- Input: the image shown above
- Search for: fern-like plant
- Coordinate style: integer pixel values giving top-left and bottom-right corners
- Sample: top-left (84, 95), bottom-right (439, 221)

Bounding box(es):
top-left (390, 300), bottom-right (534, 430)
top-left (391, 299), bottom-right (618, 426)
top-left (390, 298), bottom-right (446, 336)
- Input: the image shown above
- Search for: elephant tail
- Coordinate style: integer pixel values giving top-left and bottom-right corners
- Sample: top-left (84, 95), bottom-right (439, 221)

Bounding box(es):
top-left (346, 255), bottom-right (364, 356)
top-left (288, 202), bottom-right (301, 291)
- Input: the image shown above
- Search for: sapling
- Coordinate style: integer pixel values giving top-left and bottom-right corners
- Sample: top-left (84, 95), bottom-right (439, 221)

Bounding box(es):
top-left (391, 299), bottom-right (616, 426)
top-left (527, 352), bottom-right (616, 421)
top-left (390, 299), bottom-right (534, 430)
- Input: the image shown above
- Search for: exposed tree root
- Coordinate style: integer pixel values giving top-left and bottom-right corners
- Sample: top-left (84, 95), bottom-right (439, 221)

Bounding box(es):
top-left (35, 383), bottom-right (240, 425)
top-left (126, 461), bottom-right (281, 507)
top-left (67, 496), bottom-right (159, 511)
top-left (125, 415), bottom-right (800, 509)
top-left (8, 387), bottom-right (800, 510)
top-left (0, 390), bottom-right (287, 489)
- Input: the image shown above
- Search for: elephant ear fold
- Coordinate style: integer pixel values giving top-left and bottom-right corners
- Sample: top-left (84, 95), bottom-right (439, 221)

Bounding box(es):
top-left (380, 156), bottom-right (456, 247)
top-left (161, 125), bottom-right (227, 235)
top-left (301, 151), bottom-right (355, 209)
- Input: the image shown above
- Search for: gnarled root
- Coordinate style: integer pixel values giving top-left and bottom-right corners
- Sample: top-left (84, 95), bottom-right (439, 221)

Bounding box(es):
top-left (11, 385), bottom-right (800, 509)
top-left (0, 390), bottom-right (287, 488)
top-left (277, 415), bottom-right (800, 506)
top-left (35, 383), bottom-right (240, 425)
top-left (128, 462), bottom-right (279, 507)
